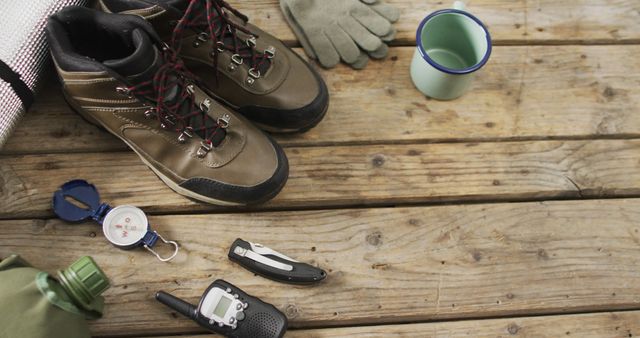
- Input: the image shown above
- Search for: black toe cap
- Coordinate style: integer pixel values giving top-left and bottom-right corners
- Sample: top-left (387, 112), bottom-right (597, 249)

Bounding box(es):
top-left (179, 137), bottom-right (289, 205)
top-left (238, 63), bottom-right (329, 133)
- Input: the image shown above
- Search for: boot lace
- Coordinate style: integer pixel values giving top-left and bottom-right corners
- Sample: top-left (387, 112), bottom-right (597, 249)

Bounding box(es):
top-left (119, 46), bottom-right (228, 158)
top-left (171, 0), bottom-right (274, 85)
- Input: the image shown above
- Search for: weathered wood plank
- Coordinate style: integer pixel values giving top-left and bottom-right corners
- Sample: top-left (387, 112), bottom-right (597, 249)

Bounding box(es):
top-left (4, 45), bottom-right (640, 155)
top-left (232, 0), bottom-right (640, 45)
top-left (2, 199), bottom-right (639, 336)
top-left (2, 139), bottom-right (640, 218)
top-left (147, 311), bottom-right (640, 338)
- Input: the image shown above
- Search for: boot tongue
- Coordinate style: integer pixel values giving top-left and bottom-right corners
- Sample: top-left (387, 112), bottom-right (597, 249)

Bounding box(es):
top-left (102, 27), bottom-right (180, 113)
top-left (103, 28), bottom-right (158, 80)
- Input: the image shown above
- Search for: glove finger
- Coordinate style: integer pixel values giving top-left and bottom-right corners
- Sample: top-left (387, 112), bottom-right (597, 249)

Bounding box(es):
top-left (369, 2), bottom-right (400, 23)
top-left (348, 50), bottom-right (370, 70)
top-left (307, 29), bottom-right (341, 68)
top-left (350, 4), bottom-right (393, 36)
top-left (368, 43), bottom-right (388, 59)
top-left (280, 0), bottom-right (317, 59)
top-left (299, 32), bottom-right (319, 60)
top-left (325, 25), bottom-right (361, 64)
top-left (380, 26), bottom-right (397, 42)
top-left (338, 16), bottom-right (383, 52)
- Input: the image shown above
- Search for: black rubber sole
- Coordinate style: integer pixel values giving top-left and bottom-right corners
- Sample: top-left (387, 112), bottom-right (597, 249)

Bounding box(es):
top-left (178, 134), bottom-right (289, 205)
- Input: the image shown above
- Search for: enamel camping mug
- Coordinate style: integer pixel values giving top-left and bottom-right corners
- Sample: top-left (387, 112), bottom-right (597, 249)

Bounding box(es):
top-left (410, 1), bottom-right (492, 100)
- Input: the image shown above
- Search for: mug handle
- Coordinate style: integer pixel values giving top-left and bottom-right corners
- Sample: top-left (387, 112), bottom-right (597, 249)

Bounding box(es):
top-left (453, 1), bottom-right (466, 10)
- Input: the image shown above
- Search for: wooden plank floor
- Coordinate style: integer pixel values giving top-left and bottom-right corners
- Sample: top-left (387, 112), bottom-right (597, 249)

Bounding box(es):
top-left (151, 311), bottom-right (640, 337)
top-left (1, 1), bottom-right (640, 337)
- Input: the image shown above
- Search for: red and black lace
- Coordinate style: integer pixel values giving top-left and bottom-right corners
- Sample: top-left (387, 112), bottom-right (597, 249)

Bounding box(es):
top-left (171, 0), bottom-right (272, 80)
top-left (122, 46), bottom-right (225, 154)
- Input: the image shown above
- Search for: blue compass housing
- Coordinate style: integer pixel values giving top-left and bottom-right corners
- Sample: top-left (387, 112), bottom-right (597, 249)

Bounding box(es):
top-left (52, 179), bottom-right (112, 224)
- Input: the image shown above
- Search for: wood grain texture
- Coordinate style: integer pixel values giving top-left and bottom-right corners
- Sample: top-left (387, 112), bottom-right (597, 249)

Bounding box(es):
top-left (1, 199), bottom-right (639, 336)
top-left (5, 45), bottom-right (640, 154)
top-left (229, 0), bottom-right (640, 45)
top-left (148, 311), bottom-right (640, 338)
top-left (2, 139), bottom-right (640, 218)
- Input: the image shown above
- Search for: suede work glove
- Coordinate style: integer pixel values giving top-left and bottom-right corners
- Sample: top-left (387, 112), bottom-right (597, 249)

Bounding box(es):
top-left (280, 0), bottom-right (400, 69)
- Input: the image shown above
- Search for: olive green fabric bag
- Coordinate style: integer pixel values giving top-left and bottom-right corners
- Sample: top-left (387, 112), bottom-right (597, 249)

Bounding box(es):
top-left (0, 254), bottom-right (110, 338)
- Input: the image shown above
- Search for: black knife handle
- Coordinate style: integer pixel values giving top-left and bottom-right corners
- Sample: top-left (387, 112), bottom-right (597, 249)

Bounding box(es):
top-left (228, 238), bottom-right (327, 285)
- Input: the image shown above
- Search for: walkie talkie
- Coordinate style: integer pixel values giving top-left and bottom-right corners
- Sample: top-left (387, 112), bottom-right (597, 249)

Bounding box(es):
top-left (156, 279), bottom-right (287, 338)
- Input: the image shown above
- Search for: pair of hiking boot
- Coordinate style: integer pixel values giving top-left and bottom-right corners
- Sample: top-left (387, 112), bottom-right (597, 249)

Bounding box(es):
top-left (46, 0), bottom-right (329, 205)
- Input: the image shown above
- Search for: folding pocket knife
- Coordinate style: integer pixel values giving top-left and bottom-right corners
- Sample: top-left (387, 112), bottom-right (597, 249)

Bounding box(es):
top-left (228, 238), bottom-right (327, 285)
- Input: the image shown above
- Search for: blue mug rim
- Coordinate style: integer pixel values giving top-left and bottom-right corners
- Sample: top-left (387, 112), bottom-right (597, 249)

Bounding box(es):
top-left (416, 8), bottom-right (492, 75)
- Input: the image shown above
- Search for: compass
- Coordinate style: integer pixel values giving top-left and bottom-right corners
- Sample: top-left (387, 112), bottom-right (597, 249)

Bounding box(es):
top-left (102, 205), bottom-right (149, 248)
top-left (52, 180), bottom-right (179, 262)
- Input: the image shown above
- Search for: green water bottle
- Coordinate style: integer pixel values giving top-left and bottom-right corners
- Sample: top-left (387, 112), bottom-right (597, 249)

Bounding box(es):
top-left (0, 254), bottom-right (110, 338)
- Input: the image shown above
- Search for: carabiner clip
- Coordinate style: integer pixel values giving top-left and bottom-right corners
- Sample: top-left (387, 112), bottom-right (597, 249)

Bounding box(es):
top-left (144, 231), bottom-right (179, 262)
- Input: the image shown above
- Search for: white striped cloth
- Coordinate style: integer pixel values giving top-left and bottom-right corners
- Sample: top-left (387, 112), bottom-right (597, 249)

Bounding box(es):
top-left (0, 0), bottom-right (90, 147)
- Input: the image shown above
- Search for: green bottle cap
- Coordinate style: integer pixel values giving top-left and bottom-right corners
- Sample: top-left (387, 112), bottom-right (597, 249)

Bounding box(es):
top-left (57, 256), bottom-right (110, 311)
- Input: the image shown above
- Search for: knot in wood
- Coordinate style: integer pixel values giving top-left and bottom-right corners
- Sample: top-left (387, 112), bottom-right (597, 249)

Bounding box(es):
top-left (507, 323), bottom-right (520, 335)
top-left (371, 155), bottom-right (385, 167)
top-left (285, 304), bottom-right (299, 319)
top-left (366, 231), bottom-right (383, 246)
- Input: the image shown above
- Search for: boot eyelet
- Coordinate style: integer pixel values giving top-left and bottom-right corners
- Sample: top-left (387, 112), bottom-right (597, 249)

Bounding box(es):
top-left (217, 114), bottom-right (230, 129)
top-left (193, 32), bottom-right (209, 47)
top-left (265, 46), bottom-right (276, 58)
top-left (200, 98), bottom-right (211, 112)
top-left (216, 41), bottom-right (225, 53)
top-left (178, 126), bottom-right (194, 143)
top-left (161, 115), bottom-right (176, 130)
top-left (246, 36), bottom-right (256, 47)
top-left (116, 86), bottom-right (132, 98)
top-left (231, 54), bottom-right (243, 65)
top-left (246, 68), bottom-right (260, 86)
top-left (144, 107), bottom-right (157, 119)
top-left (198, 32), bottom-right (209, 41)
top-left (186, 84), bottom-right (195, 96)
top-left (228, 62), bottom-right (237, 72)
top-left (197, 140), bottom-right (212, 158)
top-left (248, 68), bottom-right (260, 79)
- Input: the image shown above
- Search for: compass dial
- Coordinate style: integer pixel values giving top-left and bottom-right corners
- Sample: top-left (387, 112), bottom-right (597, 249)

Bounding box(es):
top-left (102, 206), bottom-right (148, 247)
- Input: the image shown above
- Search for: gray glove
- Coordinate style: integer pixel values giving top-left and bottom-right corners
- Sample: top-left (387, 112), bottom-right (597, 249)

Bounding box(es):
top-left (280, 0), bottom-right (400, 69)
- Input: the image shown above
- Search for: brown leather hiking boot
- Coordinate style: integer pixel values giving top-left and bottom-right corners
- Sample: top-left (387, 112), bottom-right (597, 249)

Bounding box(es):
top-left (46, 6), bottom-right (288, 205)
top-left (98, 0), bottom-right (329, 133)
